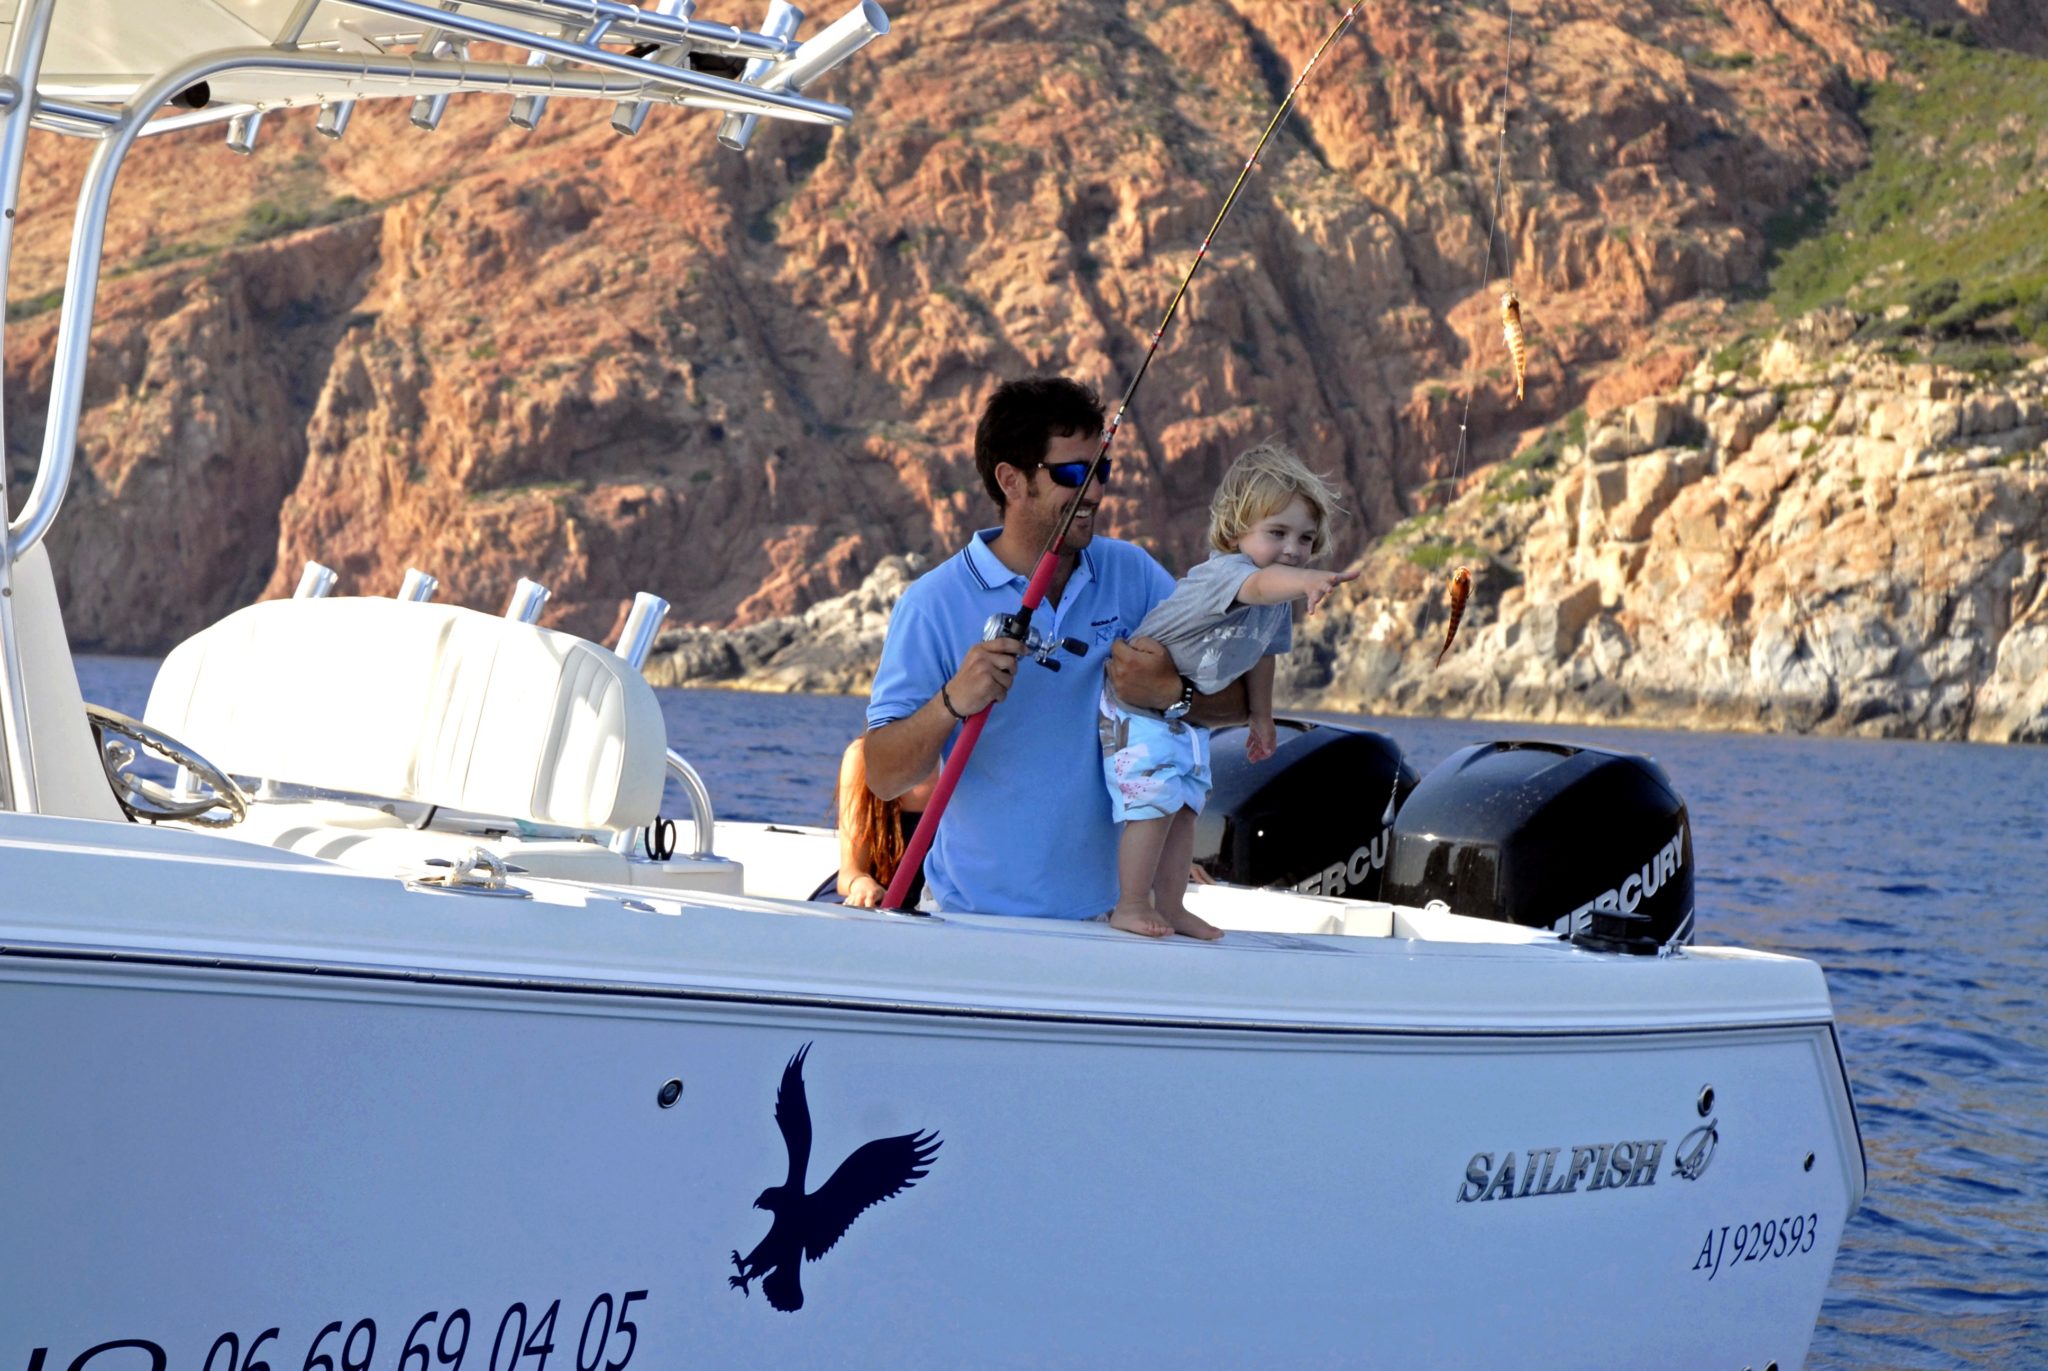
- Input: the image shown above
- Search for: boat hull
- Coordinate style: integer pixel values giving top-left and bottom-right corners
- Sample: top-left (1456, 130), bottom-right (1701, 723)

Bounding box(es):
top-left (3, 948), bottom-right (1857, 1370)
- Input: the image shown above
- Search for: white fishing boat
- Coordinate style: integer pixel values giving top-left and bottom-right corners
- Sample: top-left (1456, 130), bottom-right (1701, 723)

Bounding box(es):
top-left (0, 3), bottom-right (1863, 1368)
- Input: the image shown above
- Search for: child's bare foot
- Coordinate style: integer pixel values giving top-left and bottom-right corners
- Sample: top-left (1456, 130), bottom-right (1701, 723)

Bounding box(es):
top-left (1158, 904), bottom-right (1224, 941)
top-left (1109, 900), bottom-right (1172, 937)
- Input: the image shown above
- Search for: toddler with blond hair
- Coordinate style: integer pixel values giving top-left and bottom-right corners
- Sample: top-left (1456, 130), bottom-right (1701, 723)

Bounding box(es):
top-left (1098, 443), bottom-right (1355, 938)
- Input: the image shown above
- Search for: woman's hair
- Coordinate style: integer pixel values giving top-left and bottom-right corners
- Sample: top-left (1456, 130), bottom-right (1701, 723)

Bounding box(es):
top-left (838, 739), bottom-right (906, 887)
top-left (1208, 442), bottom-right (1344, 555)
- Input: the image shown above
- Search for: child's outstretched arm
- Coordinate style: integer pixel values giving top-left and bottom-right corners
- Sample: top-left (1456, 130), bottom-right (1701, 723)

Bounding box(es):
top-left (1246, 656), bottom-right (1277, 762)
top-left (1236, 564), bottom-right (1360, 616)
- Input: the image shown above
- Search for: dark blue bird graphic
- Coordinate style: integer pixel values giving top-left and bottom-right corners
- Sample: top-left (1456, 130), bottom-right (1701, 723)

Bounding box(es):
top-left (728, 1043), bottom-right (941, 1312)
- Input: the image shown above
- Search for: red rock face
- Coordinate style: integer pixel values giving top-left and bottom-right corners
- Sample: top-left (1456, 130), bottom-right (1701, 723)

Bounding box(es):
top-left (3, 0), bottom-right (2029, 651)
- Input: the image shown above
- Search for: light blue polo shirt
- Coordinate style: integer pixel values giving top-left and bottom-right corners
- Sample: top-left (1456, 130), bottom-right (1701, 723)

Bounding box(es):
top-left (867, 530), bottom-right (1175, 919)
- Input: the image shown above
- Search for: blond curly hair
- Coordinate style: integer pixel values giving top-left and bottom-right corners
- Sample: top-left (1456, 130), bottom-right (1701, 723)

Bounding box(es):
top-left (1208, 443), bottom-right (1344, 555)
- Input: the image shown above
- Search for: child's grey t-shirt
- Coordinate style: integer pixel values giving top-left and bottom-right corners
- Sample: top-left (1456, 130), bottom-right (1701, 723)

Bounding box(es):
top-left (1116, 552), bottom-right (1293, 708)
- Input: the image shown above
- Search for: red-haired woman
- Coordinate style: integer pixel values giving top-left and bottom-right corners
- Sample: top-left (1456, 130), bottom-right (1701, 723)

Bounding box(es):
top-left (830, 737), bottom-right (937, 908)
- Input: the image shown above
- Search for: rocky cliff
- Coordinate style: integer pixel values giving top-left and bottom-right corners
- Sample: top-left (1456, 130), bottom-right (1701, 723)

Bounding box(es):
top-left (0, 0), bottom-right (1949, 643)
top-left (5, 0), bottom-right (2044, 742)
top-left (649, 315), bottom-right (2048, 742)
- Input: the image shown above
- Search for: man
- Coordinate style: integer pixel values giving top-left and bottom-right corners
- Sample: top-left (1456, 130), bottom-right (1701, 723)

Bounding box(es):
top-left (865, 377), bottom-right (1244, 919)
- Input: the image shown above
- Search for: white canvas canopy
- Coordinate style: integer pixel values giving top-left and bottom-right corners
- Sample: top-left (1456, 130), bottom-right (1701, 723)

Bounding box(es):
top-left (0, 0), bottom-right (885, 123)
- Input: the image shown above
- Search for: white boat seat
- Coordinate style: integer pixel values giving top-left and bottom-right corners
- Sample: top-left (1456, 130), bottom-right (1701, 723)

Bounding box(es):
top-left (6, 542), bottom-right (126, 823)
top-left (145, 598), bottom-right (666, 833)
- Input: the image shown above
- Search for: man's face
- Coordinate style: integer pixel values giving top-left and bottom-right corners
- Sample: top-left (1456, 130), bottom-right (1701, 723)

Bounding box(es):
top-left (1004, 429), bottom-right (1107, 554)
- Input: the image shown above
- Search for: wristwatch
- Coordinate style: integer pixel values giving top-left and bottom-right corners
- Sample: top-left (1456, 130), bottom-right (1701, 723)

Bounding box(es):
top-left (1162, 674), bottom-right (1196, 721)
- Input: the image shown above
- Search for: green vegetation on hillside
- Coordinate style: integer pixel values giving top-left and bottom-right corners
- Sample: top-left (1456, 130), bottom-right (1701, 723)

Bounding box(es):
top-left (1767, 30), bottom-right (2048, 361)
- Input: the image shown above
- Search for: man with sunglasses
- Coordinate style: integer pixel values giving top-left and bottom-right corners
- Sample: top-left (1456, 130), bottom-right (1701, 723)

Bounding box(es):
top-left (865, 377), bottom-right (1245, 919)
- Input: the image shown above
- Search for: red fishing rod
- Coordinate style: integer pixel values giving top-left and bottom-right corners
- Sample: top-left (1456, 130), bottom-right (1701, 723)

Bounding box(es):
top-left (883, 1), bottom-right (1369, 911)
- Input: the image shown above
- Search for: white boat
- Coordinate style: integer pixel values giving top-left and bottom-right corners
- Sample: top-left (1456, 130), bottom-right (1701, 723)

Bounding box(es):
top-left (0, 3), bottom-right (1864, 1368)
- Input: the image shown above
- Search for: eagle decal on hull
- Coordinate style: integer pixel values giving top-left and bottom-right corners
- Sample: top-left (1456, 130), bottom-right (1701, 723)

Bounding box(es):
top-left (729, 1043), bottom-right (942, 1312)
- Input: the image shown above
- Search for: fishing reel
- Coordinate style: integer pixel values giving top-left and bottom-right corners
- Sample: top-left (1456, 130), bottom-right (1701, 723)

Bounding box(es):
top-left (983, 612), bottom-right (1086, 672)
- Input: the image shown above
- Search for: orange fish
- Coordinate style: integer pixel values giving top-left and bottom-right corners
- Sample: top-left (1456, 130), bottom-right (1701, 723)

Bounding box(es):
top-left (1500, 289), bottom-right (1527, 404)
top-left (1435, 564), bottom-right (1472, 668)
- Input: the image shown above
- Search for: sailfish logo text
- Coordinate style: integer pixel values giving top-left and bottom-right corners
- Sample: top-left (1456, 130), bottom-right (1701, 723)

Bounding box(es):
top-left (1457, 1139), bottom-right (1666, 1202)
top-left (728, 1044), bottom-right (941, 1312)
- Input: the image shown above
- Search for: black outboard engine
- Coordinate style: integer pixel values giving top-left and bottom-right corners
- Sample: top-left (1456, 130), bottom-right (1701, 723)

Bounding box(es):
top-left (1194, 717), bottom-right (1418, 899)
top-left (1382, 741), bottom-right (1694, 954)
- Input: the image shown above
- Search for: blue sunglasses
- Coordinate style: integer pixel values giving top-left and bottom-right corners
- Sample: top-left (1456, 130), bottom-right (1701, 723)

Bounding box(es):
top-left (1043, 457), bottom-right (1111, 489)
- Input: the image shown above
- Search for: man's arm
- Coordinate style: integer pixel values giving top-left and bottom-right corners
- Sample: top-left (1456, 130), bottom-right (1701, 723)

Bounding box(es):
top-left (867, 638), bottom-right (1022, 799)
top-left (1107, 636), bottom-right (1249, 728)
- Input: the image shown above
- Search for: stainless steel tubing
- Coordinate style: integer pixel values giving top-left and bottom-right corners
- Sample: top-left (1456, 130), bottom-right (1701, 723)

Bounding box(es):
top-left (612, 0), bottom-right (693, 136)
top-left (410, 12), bottom-right (463, 130)
top-left (508, 49), bottom-right (556, 129)
top-left (399, 568), bottom-right (440, 602)
top-left (138, 103), bottom-right (259, 138)
top-left (316, 99), bottom-right (356, 138)
top-left (611, 747), bottom-right (716, 858)
top-left (511, 14), bottom-right (615, 129)
top-left (452, 0), bottom-right (798, 59)
top-left (225, 108), bottom-right (264, 153)
top-left (34, 97), bottom-right (119, 128)
top-left (340, 0), bottom-right (842, 121)
top-left (716, 0), bottom-right (804, 152)
top-left (665, 748), bottom-right (716, 857)
top-left (762, 0), bottom-right (889, 93)
top-left (504, 577), bottom-right (551, 622)
top-left (612, 591), bottom-right (671, 670)
top-left (293, 561), bottom-right (338, 598)
top-left (0, 0), bottom-right (60, 813)
top-left (274, 0), bottom-right (327, 47)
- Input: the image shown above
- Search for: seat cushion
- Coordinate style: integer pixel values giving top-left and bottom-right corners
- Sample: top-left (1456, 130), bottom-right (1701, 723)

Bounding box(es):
top-left (146, 598), bottom-right (665, 832)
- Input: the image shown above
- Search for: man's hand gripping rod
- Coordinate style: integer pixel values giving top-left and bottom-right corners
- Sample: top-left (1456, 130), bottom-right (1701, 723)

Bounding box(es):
top-left (881, 2), bottom-right (1368, 911)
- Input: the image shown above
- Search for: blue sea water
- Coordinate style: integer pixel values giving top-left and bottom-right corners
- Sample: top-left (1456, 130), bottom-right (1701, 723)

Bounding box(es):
top-left (77, 657), bottom-right (2048, 1368)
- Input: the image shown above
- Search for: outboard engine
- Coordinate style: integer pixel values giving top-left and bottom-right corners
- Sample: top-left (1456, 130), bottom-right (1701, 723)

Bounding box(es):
top-left (1194, 717), bottom-right (1418, 899)
top-left (1382, 741), bottom-right (1694, 954)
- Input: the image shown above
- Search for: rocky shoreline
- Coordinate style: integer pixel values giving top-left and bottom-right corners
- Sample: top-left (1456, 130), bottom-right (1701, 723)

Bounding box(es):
top-left (647, 315), bottom-right (2048, 744)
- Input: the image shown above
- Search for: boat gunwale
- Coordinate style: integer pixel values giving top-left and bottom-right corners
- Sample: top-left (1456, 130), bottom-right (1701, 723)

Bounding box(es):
top-left (0, 938), bottom-right (1846, 1040)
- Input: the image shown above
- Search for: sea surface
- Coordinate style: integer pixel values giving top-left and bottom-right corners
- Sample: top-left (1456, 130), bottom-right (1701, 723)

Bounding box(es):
top-left (78, 656), bottom-right (2048, 1369)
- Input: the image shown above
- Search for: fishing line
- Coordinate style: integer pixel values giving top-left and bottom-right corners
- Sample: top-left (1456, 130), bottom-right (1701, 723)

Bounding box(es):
top-left (1386, 0), bottom-right (1520, 820)
top-left (883, 0), bottom-right (1371, 911)
top-left (1447, 0), bottom-right (1518, 490)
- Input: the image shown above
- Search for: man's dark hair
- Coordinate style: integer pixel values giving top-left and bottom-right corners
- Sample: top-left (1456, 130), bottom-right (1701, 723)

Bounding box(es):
top-left (973, 377), bottom-right (1105, 508)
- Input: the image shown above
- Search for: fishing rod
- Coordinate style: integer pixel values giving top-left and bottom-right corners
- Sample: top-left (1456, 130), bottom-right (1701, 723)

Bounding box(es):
top-left (883, 0), bottom-right (1370, 911)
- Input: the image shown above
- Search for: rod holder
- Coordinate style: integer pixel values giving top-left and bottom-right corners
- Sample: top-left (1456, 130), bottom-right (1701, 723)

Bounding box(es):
top-left (293, 562), bottom-right (338, 599)
top-left (717, 0), bottom-right (804, 151)
top-left (504, 577), bottom-right (551, 623)
top-left (612, 591), bottom-right (670, 670)
top-left (762, 0), bottom-right (887, 94)
top-left (410, 37), bottom-right (462, 129)
top-left (225, 109), bottom-right (264, 154)
top-left (612, 0), bottom-right (694, 136)
top-left (315, 99), bottom-right (355, 138)
top-left (508, 50), bottom-right (554, 128)
top-left (399, 568), bottom-right (440, 602)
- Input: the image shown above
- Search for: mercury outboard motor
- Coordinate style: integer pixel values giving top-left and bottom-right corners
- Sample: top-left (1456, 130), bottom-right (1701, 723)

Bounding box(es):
top-left (1382, 741), bottom-right (1694, 954)
top-left (1194, 717), bottom-right (1418, 899)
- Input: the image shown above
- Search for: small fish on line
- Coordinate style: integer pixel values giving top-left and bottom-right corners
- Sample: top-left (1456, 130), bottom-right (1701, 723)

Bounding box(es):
top-left (1501, 289), bottom-right (1527, 405)
top-left (1435, 564), bottom-right (1472, 668)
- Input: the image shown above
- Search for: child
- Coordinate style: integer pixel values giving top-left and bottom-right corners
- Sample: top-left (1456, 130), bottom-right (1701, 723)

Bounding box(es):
top-left (1099, 444), bottom-right (1356, 938)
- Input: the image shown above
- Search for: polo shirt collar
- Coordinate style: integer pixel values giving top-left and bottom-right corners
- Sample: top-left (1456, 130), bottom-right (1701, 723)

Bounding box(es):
top-left (964, 527), bottom-right (1096, 594)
